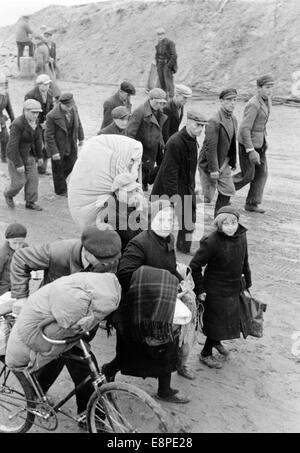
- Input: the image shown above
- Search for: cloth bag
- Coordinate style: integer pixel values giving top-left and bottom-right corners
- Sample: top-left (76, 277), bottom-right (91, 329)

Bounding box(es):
top-left (0, 315), bottom-right (15, 356)
top-left (240, 289), bottom-right (267, 338)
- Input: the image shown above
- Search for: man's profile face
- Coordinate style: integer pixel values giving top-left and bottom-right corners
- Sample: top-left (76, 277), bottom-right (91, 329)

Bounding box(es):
top-left (259, 84), bottom-right (274, 99)
top-left (24, 109), bottom-right (39, 123)
top-left (150, 99), bottom-right (166, 111)
top-left (114, 117), bottom-right (129, 130)
top-left (157, 32), bottom-right (166, 42)
top-left (38, 83), bottom-right (50, 95)
top-left (220, 96), bottom-right (237, 113)
top-left (175, 94), bottom-right (188, 107)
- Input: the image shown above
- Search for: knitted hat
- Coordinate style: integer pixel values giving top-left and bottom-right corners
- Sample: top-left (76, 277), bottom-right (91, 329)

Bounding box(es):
top-left (215, 206), bottom-right (240, 220)
top-left (5, 223), bottom-right (27, 239)
top-left (81, 226), bottom-right (122, 263)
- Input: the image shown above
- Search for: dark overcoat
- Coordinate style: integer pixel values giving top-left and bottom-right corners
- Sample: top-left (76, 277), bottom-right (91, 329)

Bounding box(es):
top-left (155, 38), bottom-right (178, 73)
top-left (162, 99), bottom-right (183, 143)
top-left (6, 115), bottom-right (43, 168)
top-left (45, 104), bottom-right (84, 158)
top-left (126, 100), bottom-right (167, 168)
top-left (113, 230), bottom-right (182, 378)
top-left (199, 109), bottom-right (237, 174)
top-left (151, 127), bottom-right (198, 221)
top-left (189, 225), bottom-right (252, 341)
top-left (101, 92), bottom-right (132, 129)
top-left (24, 86), bottom-right (54, 124)
top-left (0, 93), bottom-right (15, 141)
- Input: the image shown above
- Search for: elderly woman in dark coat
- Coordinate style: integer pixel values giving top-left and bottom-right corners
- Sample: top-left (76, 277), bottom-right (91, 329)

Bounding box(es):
top-left (189, 206), bottom-right (252, 369)
top-left (103, 199), bottom-right (191, 404)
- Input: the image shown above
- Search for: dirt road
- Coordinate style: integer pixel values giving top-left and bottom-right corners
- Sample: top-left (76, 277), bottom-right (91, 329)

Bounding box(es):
top-left (0, 78), bottom-right (299, 433)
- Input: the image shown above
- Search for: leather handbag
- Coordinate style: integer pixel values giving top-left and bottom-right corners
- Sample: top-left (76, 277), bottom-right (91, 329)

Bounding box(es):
top-left (240, 289), bottom-right (267, 339)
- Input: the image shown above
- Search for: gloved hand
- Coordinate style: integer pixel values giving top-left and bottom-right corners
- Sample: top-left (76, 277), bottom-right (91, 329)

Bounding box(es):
top-left (248, 150), bottom-right (260, 165)
top-left (210, 171), bottom-right (220, 180)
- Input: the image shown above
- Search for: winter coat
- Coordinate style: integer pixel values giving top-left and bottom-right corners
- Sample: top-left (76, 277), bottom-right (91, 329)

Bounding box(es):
top-left (101, 92), bottom-right (132, 129)
top-left (189, 225), bottom-right (252, 340)
top-left (155, 38), bottom-right (178, 73)
top-left (199, 109), bottom-right (237, 173)
top-left (126, 100), bottom-right (167, 167)
top-left (238, 94), bottom-right (271, 149)
top-left (45, 103), bottom-right (84, 158)
top-left (162, 99), bottom-right (183, 143)
top-left (15, 19), bottom-right (33, 42)
top-left (10, 239), bottom-right (84, 299)
top-left (151, 127), bottom-right (198, 220)
top-left (97, 121), bottom-right (126, 136)
top-left (34, 42), bottom-right (50, 75)
top-left (6, 115), bottom-right (43, 168)
top-left (24, 86), bottom-right (54, 125)
top-left (5, 272), bottom-right (121, 371)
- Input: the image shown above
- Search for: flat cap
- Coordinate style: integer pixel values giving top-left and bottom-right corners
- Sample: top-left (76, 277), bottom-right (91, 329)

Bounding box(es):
top-left (111, 106), bottom-right (130, 119)
top-left (120, 81), bottom-right (136, 95)
top-left (156, 27), bottom-right (166, 35)
top-left (219, 88), bottom-right (237, 99)
top-left (187, 108), bottom-right (208, 124)
top-left (59, 92), bottom-right (74, 106)
top-left (81, 226), bottom-right (122, 263)
top-left (256, 74), bottom-right (275, 87)
top-left (36, 74), bottom-right (51, 85)
top-left (149, 87), bottom-right (167, 102)
top-left (44, 29), bottom-right (53, 36)
top-left (23, 99), bottom-right (42, 112)
top-left (175, 84), bottom-right (192, 98)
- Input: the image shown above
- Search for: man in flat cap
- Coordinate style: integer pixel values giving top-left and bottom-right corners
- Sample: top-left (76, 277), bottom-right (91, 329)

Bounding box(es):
top-left (10, 225), bottom-right (122, 423)
top-left (163, 84), bottom-right (192, 142)
top-left (199, 88), bottom-right (238, 217)
top-left (100, 81), bottom-right (135, 130)
top-left (45, 93), bottom-right (84, 196)
top-left (4, 99), bottom-right (44, 211)
top-left (15, 15), bottom-right (34, 70)
top-left (25, 74), bottom-right (54, 175)
top-left (0, 73), bottom-right (15, 163)
top-left (126, 87), bottom-right (168, 191)
top-left (97, 106), bottom-right (129, 135)
top-left (155, 28), bottom-right (178, 99)
top-left (152, 108), bottom-right (208, 255)
top-left (233, 75), bottom-right (275, 213)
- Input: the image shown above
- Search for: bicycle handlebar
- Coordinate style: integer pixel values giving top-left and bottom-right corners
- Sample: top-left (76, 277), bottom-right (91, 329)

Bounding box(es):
top-left (39, 316), bottom-right (88, 345)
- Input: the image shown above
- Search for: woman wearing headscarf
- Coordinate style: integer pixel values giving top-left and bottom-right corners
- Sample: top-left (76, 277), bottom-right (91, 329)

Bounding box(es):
top-left (68, 135), bottom-right (147, 248)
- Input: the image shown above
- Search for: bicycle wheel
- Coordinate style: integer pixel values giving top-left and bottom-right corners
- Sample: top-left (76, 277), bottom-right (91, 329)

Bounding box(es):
top-left (0, 357), bottom-right (35, 433)
top-left (87, 382), bottom-right (172, 433)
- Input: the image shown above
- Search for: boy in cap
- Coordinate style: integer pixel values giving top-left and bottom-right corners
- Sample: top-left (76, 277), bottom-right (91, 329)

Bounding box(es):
top-left (151, 108), bottom-right (208, 255)
top-left (0, 73), bottom-right (15, 163)
top-left (4, 99), bottom-right (44, 211)
top-left (155, 28), bottom-right (177, 98)
top-left (45, 92), bottom-right (84, 196)
top-left (97, 106), bottom-right (129, 135)
top-left (8, 226), bottom-right (122, 421)
top-left (199, 88), bottom-right (238, 217)
top-left (0, 223), bottom-right (28, 296)
top-left (100, 81), bottom-right (136, 129)
top-left (163, 84), bottom-right (192, 142)
top-left (25, 74), bottom-right (53, 175)
top-left (233, 75), bottom-right (275, 213)
top-left (126, 87), bottom-right (168, 191)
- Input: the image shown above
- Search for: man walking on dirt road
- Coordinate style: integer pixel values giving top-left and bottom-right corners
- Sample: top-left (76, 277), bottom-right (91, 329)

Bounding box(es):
top-left (233, 75), bottom-right (275, 213)
top-left (155, 28), bottom-right (178, 99)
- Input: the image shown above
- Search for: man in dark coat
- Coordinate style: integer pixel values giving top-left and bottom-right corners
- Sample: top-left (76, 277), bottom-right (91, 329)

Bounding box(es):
top-left (10, 226), bottom-right (122, 420)
top-left (43, 30), bottom-right (57, 70)
top-left (45, 92), bottom-right (84, 196)
top-left (126, 87), bottom-right (168, 191)
top-left (4, 99), bottom-right (43, 211)
top-left (162, 84), bottom-right (192, 143)
top-left (233, 75), bottom-right (275, 214)
top-left (151, 108), bottom-right (208, 255)
top-left (15, 15), bottom-right (34, 70)
top-left (0, 74), bottom-right (15, 162)
top-left (155, 28), bottom-right (178, 99)
top-left (100, 81), bottom-right (135, 129)
top-left (199, 88), bottom-right (238, 217)
top-left (97, 106), bottom-right (129, 135)
top-left (25, 74), bottom-right (54, 175)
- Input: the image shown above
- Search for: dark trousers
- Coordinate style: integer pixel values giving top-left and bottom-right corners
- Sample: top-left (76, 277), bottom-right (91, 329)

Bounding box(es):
top-left (214, 193), bottom-right (231, 218)
top-left (51, 152), bottom-right (77, 195)
top-left (5, 155), bottom-right (39, 204)
top-left (175, 195), bottom-right (195, 253)
top-left (16, 41), bottom-right (34, 69)
top-left (201, 338), bottom-right (221, 357)
top-left (35, 346), bottom-right (99, 414)
top-left (157, 64), bottom-right (175, 98)
top-left (234, 143), bottom-right (268, 206)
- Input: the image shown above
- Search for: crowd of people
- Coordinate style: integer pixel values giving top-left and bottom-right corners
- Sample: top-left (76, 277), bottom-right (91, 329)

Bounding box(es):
top-left (0, 23), bottom-right (273, 426)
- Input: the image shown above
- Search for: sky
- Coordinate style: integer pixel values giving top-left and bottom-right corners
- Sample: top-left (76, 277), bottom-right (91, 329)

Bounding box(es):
top-left (0, 0), bottom-right (109, 27)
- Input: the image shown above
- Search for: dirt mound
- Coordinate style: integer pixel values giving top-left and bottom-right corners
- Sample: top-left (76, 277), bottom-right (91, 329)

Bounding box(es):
top-left (0, 0), bottom-right (299, 95)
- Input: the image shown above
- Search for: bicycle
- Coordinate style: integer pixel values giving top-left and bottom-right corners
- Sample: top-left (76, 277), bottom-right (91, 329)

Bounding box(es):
top-left (0, 315), bottom-right (172, 433)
